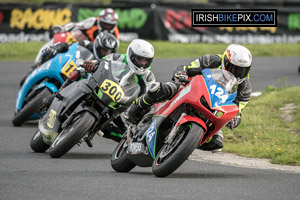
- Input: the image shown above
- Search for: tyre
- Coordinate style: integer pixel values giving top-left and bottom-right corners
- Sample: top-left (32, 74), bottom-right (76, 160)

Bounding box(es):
top-left (30, 130), bottom-right (50, 153)
top-left (12, 87), bottom-right (52, 126)
top-left (48, 112), bottom-right (95, 158)
top-left (111, 139), bottom-right (136, 172)
top-left (152, 122), bottom-right (204, 177)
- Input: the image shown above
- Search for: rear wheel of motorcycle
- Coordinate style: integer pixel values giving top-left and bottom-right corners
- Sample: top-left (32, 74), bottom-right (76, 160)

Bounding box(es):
top-left (152, 122), bottom-right (204, 177)
top-left (48, 112), bottom-right (95, 158)
top-left (30, 130), bottom-right (50, 153)
top-left (12, 88), bottom-right (52, 126)
top-left (111, 139), bottom-right (136, 172)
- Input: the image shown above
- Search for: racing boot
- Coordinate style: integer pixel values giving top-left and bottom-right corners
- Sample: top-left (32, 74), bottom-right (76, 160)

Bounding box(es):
top-left (198, 130), bottom-right (223, 152)
top-left (125, 103), bottom-right (151, 125)
top-left (101, 124), bottom-right (124, 143)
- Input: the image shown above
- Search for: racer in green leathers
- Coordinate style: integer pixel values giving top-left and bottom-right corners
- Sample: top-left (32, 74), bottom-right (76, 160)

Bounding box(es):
top-left (83, 39), bottom-right (174, 143)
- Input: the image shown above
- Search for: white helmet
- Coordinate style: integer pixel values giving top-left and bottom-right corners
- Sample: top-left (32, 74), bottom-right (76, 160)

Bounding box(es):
top-left (222, 44), bottom-right (252, 84)
top-left (98, 8), bottom-right (118, 32)
top-left (126, 39), bottom-right (154, 75)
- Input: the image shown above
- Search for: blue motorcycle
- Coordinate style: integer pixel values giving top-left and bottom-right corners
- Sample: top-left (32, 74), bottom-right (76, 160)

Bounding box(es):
top-left (12, 43), bottom-right (94, 126)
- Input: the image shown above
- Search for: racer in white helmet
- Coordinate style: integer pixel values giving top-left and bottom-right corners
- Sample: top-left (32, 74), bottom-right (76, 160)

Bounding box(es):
top-left (126, 39), bottom-right (154, 75)
top-left (82, 39), bottom-right (177, 143)
top-left (222, 44), bottom-right (252, 84)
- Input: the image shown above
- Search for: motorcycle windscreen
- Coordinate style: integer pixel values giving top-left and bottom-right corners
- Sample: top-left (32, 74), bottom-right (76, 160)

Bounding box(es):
top-left (92, 61), bottom-right (140, 108)
top-left (202, 69), bottom-right (237, 109)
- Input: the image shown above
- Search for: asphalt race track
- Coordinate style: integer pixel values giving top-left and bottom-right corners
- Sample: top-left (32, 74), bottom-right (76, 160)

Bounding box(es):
top-left (0, 57), bottom-right (300, 200)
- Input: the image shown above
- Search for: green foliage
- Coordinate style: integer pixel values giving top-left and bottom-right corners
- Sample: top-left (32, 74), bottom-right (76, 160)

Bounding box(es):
top-left (223, 86), bottom-right (300, 166)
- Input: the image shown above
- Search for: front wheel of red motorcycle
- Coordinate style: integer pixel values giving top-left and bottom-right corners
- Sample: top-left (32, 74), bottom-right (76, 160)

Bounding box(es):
top-left (111, 139), bottom-right (136, 172)
top-left (152, 122), bottom-right (204, 177)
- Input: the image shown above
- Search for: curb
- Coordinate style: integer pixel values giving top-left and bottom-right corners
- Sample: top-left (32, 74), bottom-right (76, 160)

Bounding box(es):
top-left (189, 149), bottom-right (300, 173)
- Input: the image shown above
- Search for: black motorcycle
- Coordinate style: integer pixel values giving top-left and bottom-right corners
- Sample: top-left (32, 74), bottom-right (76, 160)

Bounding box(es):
top-left (30, 60), bottom-right (141, 158)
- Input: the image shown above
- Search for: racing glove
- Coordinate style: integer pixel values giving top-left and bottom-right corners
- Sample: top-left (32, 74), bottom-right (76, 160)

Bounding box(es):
top-left (41, 46), bottom-right (57, 63)
top-left (226, 114), bottom-right (242, 130)
top-left (68, 70), bottom-right (81, 81)
top-left (83, 60), bottom-right (100, 73)
top-left (49, 25), bottom-right (64, 39)
top-left (172, 70), bottom-right (188, 85)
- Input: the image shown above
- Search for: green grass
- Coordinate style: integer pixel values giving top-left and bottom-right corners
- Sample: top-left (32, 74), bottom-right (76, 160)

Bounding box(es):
top-left (1, 41), bottom-right (300, 61)
top-left (223, 86), bottom-right (300, 166)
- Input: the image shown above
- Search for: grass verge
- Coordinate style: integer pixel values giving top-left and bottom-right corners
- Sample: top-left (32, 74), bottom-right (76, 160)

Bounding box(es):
top-left (223, 86), bottom-right (300, 166)
top-left (1, 41), bottom-right (300, 60)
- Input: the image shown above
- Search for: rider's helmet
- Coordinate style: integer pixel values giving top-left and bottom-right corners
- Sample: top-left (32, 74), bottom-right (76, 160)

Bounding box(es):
top-left (93, 32), bottom-right (119, 59)
top-left (126, 39), bottom-right (154, 75)
top-left (222, 44), bottom-right (252, 84)
top-left (97, 8), bottom-right (119, 32)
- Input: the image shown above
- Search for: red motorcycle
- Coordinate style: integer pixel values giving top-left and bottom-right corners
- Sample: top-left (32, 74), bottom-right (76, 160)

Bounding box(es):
top-left (111, 68), bottom-right (239, 177)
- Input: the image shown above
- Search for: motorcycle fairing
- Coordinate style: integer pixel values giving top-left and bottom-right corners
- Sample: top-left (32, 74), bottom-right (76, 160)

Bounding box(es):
top-left (40, 79), bottom-right (92, 140)
top-left (153, 69), bottom-right (238, 145)
top-left (15, 43), bottom-right (79, 111)
top-left (176, 115), bottom-right (207, 131)
top-left (202, 69), bottom-right (237, 109)
top-left (145, 119), bottom-right (157, 159)
top-left (144, 116), bottom-right (167, 159)
top-left (92, 61), bottom-right (140, 108)
top-left (34, 82), bottom-right (59, 93)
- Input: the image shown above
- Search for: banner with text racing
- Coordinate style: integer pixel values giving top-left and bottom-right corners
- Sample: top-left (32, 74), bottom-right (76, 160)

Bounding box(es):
top-left (0, 3), bottom-right (299, 43)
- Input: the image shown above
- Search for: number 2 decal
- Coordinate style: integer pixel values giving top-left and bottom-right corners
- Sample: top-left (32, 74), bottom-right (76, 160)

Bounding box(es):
top-left (100, 79), bottom-right (124, 102)
top-left (209, 85), bottom-right (228, 103)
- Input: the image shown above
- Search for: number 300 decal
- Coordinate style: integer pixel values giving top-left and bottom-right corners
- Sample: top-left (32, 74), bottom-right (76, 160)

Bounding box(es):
top-left (209, 85), bottom-right (228, 103)
top-left (100, 79), bottom-right (124, 102)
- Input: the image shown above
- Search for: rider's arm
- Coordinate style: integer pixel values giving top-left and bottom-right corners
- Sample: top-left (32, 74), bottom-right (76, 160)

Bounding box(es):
top-left (103, 53), bottom-right (126, 63)
top-left (54, 42), bottom-right (69, 53)
top-left (78, 40), bottom-right (93, 52)
top-left (174, 54), bottom-right (222, 77)
top-left (40, 42), bottom-right (69, 64)
top-left (234, 78), bottom-right (252, 114)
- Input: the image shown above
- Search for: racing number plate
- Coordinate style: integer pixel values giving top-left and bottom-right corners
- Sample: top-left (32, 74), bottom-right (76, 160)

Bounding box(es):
top-left (66, 34), bottom-right (77, 44)
top-left (61, 60), bottom-right (77, 77)
top-left (47, 109), bottom-right (57, 128)
top-left (100, 79), bottom-right (124, 102)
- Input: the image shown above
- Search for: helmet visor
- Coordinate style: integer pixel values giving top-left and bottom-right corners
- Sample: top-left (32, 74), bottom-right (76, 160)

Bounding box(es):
top-left (100, 21), bottom-right (114, 31)
top-left (224, 56), bottom-right (250, 80)
top-left (129, 48), bottom-right (153, 69)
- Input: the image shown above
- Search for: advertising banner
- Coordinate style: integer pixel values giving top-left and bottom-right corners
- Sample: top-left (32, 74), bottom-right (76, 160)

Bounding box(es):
top-left (0, 2), bottom-right (299, 43)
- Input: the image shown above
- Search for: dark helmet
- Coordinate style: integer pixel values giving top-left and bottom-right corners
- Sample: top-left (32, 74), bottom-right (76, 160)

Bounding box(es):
top-left (222, 44), bottom-right (252, 83)
top-left (93, 32), bottom-right (119, 59)
top-left (97, 8), bottom-right (119, 32)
